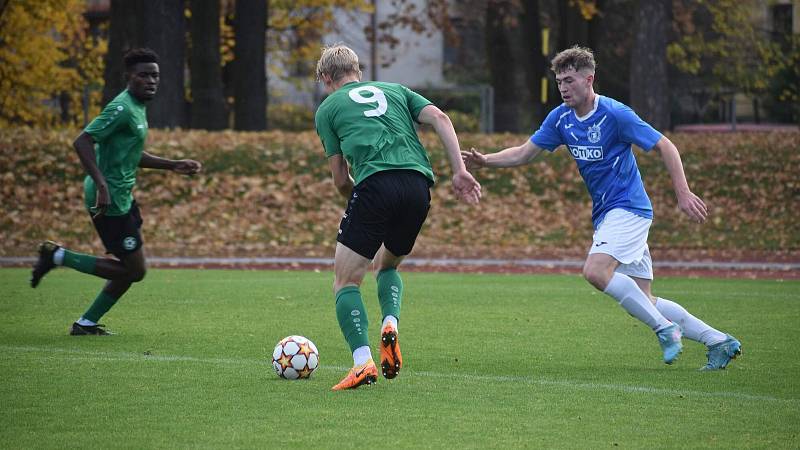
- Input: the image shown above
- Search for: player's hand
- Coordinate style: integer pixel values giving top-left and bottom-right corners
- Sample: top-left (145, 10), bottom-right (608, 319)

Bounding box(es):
top-left (173, 159), bottom-right (202, 175)
top-left (92, 185), bottom-right (110, 219)
top-left (452, 170), bottom-right (482, 205)
top-left (461, 148), bottom-right (487, 169)
top-left (677, 190), bottom-right (707, 223)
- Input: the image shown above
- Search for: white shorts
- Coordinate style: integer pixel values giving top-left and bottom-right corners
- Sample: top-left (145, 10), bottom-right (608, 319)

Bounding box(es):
top-left (588, 208), bottom-right (653, 280)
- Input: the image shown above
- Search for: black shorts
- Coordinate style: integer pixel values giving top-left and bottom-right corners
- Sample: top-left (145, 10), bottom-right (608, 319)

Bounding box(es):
top-left (337, 169), bottom-right (431, 259)
top-left (91, 201), bottom-right (144, 258)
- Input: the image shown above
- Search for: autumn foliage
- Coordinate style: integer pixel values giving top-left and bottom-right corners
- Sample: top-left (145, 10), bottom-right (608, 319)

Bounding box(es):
top-left (0, 0), bottom-right (105, 127)
top-left (0, 129), bottom-right (797, 259)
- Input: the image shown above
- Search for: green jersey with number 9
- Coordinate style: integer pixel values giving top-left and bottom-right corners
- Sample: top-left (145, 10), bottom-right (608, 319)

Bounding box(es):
top-left (315, 81), bottom-right (435, 185)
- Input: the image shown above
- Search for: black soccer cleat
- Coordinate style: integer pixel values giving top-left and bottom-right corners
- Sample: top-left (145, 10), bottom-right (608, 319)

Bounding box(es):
top-left (70, 322), bottom-right (115, 336)
top-left (31, 240), bottom-right (60, 288)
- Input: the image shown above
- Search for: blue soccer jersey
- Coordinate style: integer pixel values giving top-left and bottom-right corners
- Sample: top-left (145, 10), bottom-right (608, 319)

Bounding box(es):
top-left (531, 95), bottom-right (662, 229)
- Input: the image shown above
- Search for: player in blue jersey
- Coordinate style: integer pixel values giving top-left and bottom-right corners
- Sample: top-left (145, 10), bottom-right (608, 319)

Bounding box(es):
top-left (463, 46), bottom-right (741, 370)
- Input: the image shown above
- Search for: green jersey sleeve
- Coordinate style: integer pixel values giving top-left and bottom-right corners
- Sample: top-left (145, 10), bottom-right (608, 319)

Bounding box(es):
top-left (84, 101), bottom-right (132, 143)
top-left (402, 86), bottom-right (433, 123)
top-left (315, 105), bottom-right (341, 157)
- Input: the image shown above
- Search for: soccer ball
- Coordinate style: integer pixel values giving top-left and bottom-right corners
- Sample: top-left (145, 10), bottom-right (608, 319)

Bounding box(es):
top-left (272, 335), bottom-right (319, 380)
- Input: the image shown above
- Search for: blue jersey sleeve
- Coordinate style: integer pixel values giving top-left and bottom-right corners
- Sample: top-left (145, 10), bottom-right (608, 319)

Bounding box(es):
top-left (530, 107), bottom-right (565, 152)
top-left (614, 103), bottom-right (662, 151)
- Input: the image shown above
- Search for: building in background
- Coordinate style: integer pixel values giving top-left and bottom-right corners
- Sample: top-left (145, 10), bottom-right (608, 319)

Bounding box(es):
top-left (271, 0), bottom-right (493, 131)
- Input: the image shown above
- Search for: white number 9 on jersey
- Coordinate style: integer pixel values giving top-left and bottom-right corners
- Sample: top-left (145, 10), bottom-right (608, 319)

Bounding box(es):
top-left (348, 86), bottom-right (388, 117)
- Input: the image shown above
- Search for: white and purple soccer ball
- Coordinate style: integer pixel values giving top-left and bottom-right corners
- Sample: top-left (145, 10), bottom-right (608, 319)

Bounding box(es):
top-left (272, 335), bottom-right (319, 380)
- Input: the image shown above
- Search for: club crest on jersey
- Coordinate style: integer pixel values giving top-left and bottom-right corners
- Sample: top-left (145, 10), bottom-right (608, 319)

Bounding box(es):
top-left (123, 237), bottom-right (137, 250)
top-left (568, 145), bottom-right (603, 161)
top-left (587, 123), bottom-right (602, 143)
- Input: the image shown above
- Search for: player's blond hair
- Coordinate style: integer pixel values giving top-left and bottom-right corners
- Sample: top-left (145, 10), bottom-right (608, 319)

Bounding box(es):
top-left (315, 44), bottom-right (362, 82)
top-left (550, 46), bottom-right (596, 74)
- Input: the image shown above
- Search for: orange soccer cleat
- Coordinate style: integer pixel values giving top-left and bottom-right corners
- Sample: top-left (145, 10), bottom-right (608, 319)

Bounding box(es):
top-left (380, 323), bottom-right (402, 379)
top-left (331, 359), bottom-right (378, 391)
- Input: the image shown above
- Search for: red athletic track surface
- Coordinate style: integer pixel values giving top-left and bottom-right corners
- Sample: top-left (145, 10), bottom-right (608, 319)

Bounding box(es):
top-left (120, 261), bottom-right (800, 280)
top-left (3, 248), bottom-right (797, 280)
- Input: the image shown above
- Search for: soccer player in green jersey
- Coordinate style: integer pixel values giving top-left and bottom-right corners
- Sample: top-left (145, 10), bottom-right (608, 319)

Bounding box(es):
top-left (314, 44), bottom-right (482, 390)
top-left (30, 48), bottom-right (202, 336)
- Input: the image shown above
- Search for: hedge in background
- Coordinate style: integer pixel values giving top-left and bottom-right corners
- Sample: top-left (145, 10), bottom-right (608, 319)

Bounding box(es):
top-left (1, 128), bottom-right (797, 259)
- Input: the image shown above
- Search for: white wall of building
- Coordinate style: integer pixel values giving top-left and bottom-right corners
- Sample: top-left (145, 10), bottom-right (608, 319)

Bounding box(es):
top-left (328, 2), bottom-right (446, 86)
top-left (270, 0), bottom-right (447, 108)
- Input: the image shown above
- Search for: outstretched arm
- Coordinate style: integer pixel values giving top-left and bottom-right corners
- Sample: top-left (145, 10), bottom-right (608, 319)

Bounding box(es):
top-left (417, 105), bottom-right (481, 204)
top-left (139, 151), bottom-right (202, 175)
top-left (462, 140), bottom-right (543, 169)
top-left (652, 135), bottom-right (707, 223)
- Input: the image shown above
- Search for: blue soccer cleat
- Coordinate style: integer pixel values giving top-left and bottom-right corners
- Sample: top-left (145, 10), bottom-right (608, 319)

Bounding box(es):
top-left (656, 323), bottom-right (683, 364)
top-left (700, 335), bottom-right (741, 371)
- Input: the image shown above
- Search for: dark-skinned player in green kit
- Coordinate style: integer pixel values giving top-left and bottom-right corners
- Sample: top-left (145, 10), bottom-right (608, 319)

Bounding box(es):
top-left (314, 44), bottom-right (482, 390)
top-left (30, 48), bottom-right (202, 336)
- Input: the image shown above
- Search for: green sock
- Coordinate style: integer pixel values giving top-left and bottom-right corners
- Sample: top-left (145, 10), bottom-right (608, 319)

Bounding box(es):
top-left (62, 249), bottom-right (97, 275)
top-left (335, 286), bottom-right (369, 352)
top-left (82, 291), bottom-right (119, 323)
top-left (377, 268), bottom-right (402, 323)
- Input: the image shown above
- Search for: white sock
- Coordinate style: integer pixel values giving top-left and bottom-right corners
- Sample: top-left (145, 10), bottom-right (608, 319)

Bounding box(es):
top-left (53, 248), bottom-right (65, 265)
top-left (655, 297), bottom-right (727, 346)
top-left (603, 273), bottom-right (671, 331)
top-left (352, 345), bottom-right (372, 366)
top-left (77, 317), bottom-right (96, 326)
top-left (382, 315), bottom-right (398, 331)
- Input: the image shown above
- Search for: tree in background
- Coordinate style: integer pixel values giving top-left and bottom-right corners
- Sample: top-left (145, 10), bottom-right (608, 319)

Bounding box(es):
top-left (485, 0), bottom-right (521, 132)
top-left (497, 0), bottom-right (545, 131)
top-left (233, 0), bottom-right (267, 130)
top-left (518, 0), bottom-right (546, 129)
top-left (99, 0), bottom-right (187, 128)
top-left (582, 0), bottom-right (634, 104)
top-left (448, 0), bottom-right (597, 131)
top-left (59, 1), bottom-right (107, 125)
top-left (268, 0), bottom-right (371, 88)
top-left (101, 0), bottom-right (142, 106)
top-left (667, 0), bottom-right (784, 124)
top-left (629, 0), bottom-right (670, 130)
top-left (3, 0), bottom-right (796, 130)
top-left (190, 0), bottom-right (228, 130)
top-left (761, 18), bottom-right (800, 124)
top-left (141, 0), bottom-right (188, 128)
top-left (0, 0), bottom-right (103, 127)
top-left (555, 0), bottom-right (591, 51)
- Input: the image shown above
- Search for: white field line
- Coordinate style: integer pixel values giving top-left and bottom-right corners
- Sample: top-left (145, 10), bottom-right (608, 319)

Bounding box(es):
top-left (1, 345), bottom-right (795, 405)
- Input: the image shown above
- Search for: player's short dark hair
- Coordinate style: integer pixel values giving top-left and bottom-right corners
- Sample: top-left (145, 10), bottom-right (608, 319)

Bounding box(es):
top-left (550, 46), bottom-right (596, 74)
top-left (124, 48), bottom-right (159, 71)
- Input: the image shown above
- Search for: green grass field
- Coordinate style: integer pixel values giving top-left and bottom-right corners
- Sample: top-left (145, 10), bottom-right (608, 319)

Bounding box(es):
top-left (1, 268), bottom-right (798, 448)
